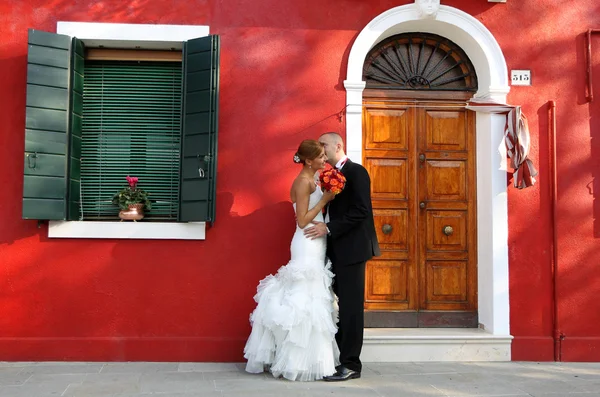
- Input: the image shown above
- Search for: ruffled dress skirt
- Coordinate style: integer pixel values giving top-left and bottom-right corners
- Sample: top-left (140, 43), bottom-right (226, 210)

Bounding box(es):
top-left (244, 224), bottom-right (339, 381)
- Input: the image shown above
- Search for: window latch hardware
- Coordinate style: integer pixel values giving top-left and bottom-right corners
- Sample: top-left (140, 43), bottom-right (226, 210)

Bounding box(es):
top-left (197, 154), bottom-right (212, 178)
top-left (27, 152), bottom-right (38, 169)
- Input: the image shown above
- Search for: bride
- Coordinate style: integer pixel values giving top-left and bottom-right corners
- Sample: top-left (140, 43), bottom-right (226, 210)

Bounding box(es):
top-left (244, 139), bottom-right (340, 381)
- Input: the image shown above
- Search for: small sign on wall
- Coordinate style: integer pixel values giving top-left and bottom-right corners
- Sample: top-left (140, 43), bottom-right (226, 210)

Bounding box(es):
top-left (511, 70), bottom-right (531, 86)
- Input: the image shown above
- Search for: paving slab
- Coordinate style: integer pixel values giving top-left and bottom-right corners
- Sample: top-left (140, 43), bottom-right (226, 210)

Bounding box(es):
top-left (0, 361), bottom-right (595, 397)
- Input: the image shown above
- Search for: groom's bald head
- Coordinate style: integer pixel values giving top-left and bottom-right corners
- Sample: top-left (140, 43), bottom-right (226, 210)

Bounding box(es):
top-left (319, 132), bottom-right (345, 166)
top-left (319, 132), bottom-right (344, 148)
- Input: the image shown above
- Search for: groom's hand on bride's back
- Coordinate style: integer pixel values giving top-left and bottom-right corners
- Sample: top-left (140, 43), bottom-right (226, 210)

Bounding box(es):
top-left (304, 221), bottom-right (328, 239)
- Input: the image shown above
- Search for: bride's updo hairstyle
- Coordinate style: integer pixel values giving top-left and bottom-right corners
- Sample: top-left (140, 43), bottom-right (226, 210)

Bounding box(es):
top-left (293, 139), bottom-right (324, 164)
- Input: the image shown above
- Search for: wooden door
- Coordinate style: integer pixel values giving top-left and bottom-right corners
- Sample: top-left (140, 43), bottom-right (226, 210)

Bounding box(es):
top-left (363, 93), bottom-right (477, 328)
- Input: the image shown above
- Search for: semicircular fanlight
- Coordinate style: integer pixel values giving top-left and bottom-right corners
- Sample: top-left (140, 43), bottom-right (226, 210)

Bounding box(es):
top-left (363, 33), bottom-right (478, 91)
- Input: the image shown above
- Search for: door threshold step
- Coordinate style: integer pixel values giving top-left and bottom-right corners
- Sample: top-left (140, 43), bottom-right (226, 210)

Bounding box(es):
top-left (363, 328), bottom-right (513, 362)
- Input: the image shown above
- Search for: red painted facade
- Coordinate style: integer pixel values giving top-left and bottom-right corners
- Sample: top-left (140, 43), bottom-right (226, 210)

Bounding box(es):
top-left (0, 0), bottom-right (599, 362)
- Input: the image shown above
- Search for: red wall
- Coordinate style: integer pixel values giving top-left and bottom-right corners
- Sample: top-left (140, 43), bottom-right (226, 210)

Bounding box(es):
top-left (0, 0), bottom-right (598, 362)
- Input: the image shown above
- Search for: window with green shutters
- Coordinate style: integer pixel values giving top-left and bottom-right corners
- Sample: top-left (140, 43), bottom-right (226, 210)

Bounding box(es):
top-left (81, 61), bottom-right (182, 221)
top-left (22, 29), bottom-right (220, 225)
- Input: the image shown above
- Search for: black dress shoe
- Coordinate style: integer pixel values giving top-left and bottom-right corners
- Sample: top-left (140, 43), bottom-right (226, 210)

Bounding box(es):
top-left (324, 366), bottom-right (361, 381)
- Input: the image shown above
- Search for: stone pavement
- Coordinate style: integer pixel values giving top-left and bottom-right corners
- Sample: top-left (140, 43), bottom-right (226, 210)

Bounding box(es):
top-left (0, 361), bottom-right (599, 397)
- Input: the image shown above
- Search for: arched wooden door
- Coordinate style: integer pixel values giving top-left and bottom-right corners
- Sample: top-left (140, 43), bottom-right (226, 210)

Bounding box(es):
top-left (362, 34), bottom-right (478, 327)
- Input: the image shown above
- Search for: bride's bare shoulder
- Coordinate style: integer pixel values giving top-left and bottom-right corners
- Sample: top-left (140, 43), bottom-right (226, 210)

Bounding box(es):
top-left (290, 176), bottom-right (313, 203)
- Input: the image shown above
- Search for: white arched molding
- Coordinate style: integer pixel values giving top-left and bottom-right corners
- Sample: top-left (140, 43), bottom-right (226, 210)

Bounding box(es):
top-left (345, 5), bottom-right (511, 337)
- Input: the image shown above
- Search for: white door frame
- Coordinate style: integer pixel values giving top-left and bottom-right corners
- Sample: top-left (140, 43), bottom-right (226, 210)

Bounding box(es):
top-left (345, 5), bottom-right (511, 336)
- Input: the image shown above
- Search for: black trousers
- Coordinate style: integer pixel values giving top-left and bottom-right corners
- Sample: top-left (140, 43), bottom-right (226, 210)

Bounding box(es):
top-left (332, 260), bottom-right (366, 373)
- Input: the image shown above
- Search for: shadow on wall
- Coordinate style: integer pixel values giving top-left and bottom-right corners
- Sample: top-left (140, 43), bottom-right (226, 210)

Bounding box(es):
top-left (0, 52), bottom-right (35, 246)
top-left (590, 33), bottom-right (600, 238)
top-left (591, 101), bottom-right (600, 238)
top-left (0, 190), bottom-right (297, 361)
top-left (509, 22), bottom-right (600, 355)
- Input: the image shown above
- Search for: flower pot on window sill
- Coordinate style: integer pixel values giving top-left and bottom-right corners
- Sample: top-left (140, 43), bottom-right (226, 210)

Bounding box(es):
top-left (119, 204), bottom-right (145, 222)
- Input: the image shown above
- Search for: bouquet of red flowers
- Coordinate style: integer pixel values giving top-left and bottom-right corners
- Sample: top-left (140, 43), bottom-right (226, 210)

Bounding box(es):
top-left (319, 168), bottom-right (347, 194)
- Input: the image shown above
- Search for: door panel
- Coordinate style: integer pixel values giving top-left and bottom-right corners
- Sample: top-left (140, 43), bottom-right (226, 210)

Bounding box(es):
top-left (425, 160), bottom-right (467, 201)
top-left (364, 107), bottom-right (410, 150)
top-left (426, 210), bottom-right (467, 252)
top-left (373, 209), bottom-right (408, 253)
top-left (365, 260), bottom-right (412, 310)
top-left (425, 260), bottom-right (469, 305)
top-left (364, 97), bottom-right (477, 327)
top-left (424, 110), bottom-right (467, 151)
top-left (367, 158), bottom-right (408, 200)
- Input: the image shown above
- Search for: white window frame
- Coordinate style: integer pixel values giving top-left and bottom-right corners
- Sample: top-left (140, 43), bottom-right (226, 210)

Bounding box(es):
top-left (49, 22), bottom-right (210, 240)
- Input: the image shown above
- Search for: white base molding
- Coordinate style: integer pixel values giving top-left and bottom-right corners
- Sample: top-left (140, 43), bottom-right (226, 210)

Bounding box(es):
top-left (363, 328), bottom-right (513, 362)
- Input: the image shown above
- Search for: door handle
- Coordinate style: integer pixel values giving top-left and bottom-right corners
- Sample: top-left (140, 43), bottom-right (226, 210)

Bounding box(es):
top-left (443, 226), bottom-right (454, 236)
top-left (419, 201), bottom-right (426, 209)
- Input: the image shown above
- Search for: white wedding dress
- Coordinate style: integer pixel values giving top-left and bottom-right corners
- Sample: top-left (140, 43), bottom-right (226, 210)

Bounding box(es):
top-left (244, 186), bottom-right (340, 381)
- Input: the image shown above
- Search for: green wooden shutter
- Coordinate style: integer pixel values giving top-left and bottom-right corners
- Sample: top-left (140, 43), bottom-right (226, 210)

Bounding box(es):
top-left (179, 35), bottom-right (220, 223)
top-left (22, 29), bottom-right (73, 220)
top-left (80, 61), bottom-right (182, 220)
top-left (68, 38), bottom-right (84, 220)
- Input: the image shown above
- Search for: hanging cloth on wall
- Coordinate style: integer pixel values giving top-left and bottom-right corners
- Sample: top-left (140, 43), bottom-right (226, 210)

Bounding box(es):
top-left (466, 98), bottom-right (538, 189)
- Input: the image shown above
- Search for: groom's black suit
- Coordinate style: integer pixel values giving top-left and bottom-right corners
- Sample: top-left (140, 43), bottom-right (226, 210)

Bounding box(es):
top-left (326, 158), bottom-right (380, 373)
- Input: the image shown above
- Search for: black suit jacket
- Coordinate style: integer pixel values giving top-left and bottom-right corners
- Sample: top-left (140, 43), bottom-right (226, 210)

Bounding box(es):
top-left (326, 159), bottom-right (380, 266)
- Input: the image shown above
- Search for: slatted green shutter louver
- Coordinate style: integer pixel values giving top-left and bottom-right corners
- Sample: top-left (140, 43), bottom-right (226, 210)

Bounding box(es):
top-left (68, 38), bottom-right (84, 220)
top-left (81, 61), bottom-right (182, 220)
top-left (179, 35), bottom-right (220, 223)
top-left (23, 29), bottom-right (78, 220)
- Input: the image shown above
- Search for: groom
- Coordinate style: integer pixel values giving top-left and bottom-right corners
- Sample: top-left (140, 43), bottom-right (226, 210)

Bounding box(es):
top-left (304, 132), bottom-right (380, 381)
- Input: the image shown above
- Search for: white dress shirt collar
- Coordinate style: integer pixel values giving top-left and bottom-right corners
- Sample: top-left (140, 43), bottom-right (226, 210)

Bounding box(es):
top-left (335, 155), bottom-right (348, 170)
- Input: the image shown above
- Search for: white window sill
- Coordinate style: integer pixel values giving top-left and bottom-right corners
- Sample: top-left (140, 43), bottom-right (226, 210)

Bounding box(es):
top-left (48, 221), bottom-right (206, 240)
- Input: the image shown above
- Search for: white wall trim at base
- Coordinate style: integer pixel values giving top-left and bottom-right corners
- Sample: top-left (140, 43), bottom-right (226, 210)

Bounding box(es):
top-left (48, 221), bottom-right (206, 240)
top-left (363, 328), bottom-right (512, 362)
top-left (345, 4), bottom-right (511, 337)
